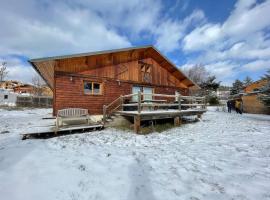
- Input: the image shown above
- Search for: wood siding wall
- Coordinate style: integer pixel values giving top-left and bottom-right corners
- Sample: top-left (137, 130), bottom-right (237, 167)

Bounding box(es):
top-left (57, 58), bottom-right (188, 89)
top-left (242, 95), bottom-right (270, 114)
top-left (54, 75), bottom-right (187, 115)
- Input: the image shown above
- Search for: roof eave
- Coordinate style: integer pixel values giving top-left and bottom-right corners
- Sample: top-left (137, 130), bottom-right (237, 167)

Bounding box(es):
top-left (28, 60), bottom-right (53, 90)
top-left (29, 45), bottom-right (154, 63)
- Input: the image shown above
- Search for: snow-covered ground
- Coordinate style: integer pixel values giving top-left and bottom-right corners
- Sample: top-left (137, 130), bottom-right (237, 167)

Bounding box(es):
top-left (0, 108), bottom-right (270, 200)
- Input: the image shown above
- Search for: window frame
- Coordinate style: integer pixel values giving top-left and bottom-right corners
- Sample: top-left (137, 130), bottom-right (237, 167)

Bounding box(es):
top-left (131, 85), bottom-right (154, 102)
top-left (83, 81), bottom-right (103, 96)
top-left (139, 61), bottom-right (152, 83)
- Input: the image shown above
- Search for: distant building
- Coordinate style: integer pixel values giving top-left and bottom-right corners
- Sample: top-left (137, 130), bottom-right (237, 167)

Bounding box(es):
top-left (0, 88), bottom-right (17, 106)
top-left (13, 84), bottom-right (35, 95)
top-left (242, 79), bottom-right (269, 114)
top-left (0, 80), bottom-right (21, 90)
top-left (40, 86), bottom-right (53, 96)
top-left (1, 81), bottom-right (53, 97)
top-left (216, 88), bottom-right (231, 100)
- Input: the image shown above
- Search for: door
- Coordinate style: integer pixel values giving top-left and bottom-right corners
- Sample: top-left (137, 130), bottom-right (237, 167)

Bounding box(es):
top-left (143, 87), bottom-right (153, 101)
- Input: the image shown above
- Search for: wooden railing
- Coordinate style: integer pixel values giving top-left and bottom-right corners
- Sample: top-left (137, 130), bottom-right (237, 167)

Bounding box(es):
top-left (103, 92), bottom-right (206, 123)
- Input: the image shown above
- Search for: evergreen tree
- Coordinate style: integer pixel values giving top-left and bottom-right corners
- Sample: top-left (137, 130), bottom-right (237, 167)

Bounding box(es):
top-left (230, 79), bottom-right (244, 95)
top-left (261, 69), bottom-right (270, 80)
top-left (200, 75), bottom-right (220, 92)
top-left (258, 69), bottom-right (270, 107)
top-left (243, 76), bottom-right (253, 87)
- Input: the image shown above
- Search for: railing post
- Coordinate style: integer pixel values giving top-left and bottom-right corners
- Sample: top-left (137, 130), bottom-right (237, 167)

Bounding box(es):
top-left (138, 91), bottom-right (141, 113)
top-left (178, 94), bottom-right (181, 110)
top-left (204, 96), bottom-right (207, 109)
top-left (103, 105), bottom-right (107, 124)
top-left (120, 95), bottom-right (123, 111)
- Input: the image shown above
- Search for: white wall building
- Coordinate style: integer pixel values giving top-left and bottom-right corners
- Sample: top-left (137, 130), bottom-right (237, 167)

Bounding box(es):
top-left (0, 89), bottom-right (18, 106)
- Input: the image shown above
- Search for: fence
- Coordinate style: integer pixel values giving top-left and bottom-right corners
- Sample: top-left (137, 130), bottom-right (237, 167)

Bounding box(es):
top-left (16, 96), bottom-right (53, 107)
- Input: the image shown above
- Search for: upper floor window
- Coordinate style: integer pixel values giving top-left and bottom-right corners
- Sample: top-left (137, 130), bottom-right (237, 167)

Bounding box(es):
top-left (139, 61), bottom-right (152, 83)
top-left (84, 81), bottom-right (102, 95)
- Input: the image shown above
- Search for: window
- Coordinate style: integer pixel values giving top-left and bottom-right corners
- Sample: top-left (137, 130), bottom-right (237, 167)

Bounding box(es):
top-left (143, 87), bottom-right (153, 101)
top-left (4, 95), bottom-right (8, 99)
top-left (175, 91), bottom-right (179, 101)
top-left (132, 86), bottom-right (141, 102)
top-left (84, 81), bottom-right (102, 95)
top-left (132, 86), bottom-right (153, 102)
top-left (139, 61), bottom-right (152, 83)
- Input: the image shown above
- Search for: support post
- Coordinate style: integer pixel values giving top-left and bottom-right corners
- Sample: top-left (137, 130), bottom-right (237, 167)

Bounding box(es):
top-left (177, 94), bottom-right (181, 110)
top-left (103, 105), bottom-right (107, 124)
top-left (120, 95), bottom-right (123, 111)
top-left (134, 115), bottom-right (141, 134)
top-left (138, 91), bottom-right (141, 113)
top-left (174, 116), bottom-right (182, 126)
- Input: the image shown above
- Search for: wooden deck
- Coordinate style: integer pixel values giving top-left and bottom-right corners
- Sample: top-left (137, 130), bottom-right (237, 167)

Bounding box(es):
top-left (117, 109), bottom-right (206, 119)
top-left (117, 109), bottom-right (206, 133)
top-left (103, 92), bottom-right (207, 133)
top-left (22, 124), bottom-right (104, 140)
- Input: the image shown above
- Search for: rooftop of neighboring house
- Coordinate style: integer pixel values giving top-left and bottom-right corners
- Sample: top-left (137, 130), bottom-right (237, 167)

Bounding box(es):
top-left (244, 79), bottom-right (268, 93)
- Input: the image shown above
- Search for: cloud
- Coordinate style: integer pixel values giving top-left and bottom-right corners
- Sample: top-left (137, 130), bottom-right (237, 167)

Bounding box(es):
top-left (0, 57), bottom-right (36, 83)
top-left (72, 0), bottom-right (162, 35)
top-left (204, 61), bottom-right (239, 84)
top-left (155, 10), bottom-right (205, 53)
top-left (242, 59), bottom-right (270, 72)
top-left (0, 0), bottom-right (269, 86)
top-left (155, 20), bottom-right (185, 52)
top-left (181, 0), bottom-right (270, 84)
top-left (0, 0), bottom-right (137, 58)
top-left (183, 23), bottom-right (222, 51)
top-left (0, 0), bottom-right (205, 57)
top-left (183, 0), bottom-right (270, 52)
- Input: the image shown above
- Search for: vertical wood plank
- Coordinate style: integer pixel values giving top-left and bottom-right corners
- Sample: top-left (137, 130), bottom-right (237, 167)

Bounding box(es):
top-left (134, 115), bottom-right (141, 134)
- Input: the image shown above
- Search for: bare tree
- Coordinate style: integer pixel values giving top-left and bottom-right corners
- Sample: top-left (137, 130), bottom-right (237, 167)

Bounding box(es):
top-left (0, 62), bottom-right (8, 82)
top-left (183, 64), bottom-right (210, 85)
top-left (32, 74), bottom-right (45, 96)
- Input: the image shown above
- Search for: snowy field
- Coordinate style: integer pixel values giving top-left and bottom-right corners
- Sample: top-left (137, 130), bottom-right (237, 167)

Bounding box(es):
top-left (0, 108), bottom-right (270, 200)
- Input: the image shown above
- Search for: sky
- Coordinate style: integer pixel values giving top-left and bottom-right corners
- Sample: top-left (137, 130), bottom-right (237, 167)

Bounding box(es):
top-left (0, 0), bottom-right (270, 86)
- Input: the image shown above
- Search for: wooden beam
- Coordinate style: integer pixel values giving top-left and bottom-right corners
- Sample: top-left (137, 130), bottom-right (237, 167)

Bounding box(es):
top-left (134, 115), bottom-right (141, 134)
top-left (179, 77), bottom-right (187, 82)
top-left (187, 83), bottom-right (195, 87)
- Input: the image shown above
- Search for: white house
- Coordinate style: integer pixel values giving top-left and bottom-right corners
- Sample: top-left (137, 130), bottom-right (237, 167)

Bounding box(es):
top-left (0, 89), bottom-right (18, 106)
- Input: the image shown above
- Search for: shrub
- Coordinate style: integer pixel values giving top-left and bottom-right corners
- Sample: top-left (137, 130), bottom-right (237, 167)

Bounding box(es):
top-left (208, 96), bottom-right (219, 105)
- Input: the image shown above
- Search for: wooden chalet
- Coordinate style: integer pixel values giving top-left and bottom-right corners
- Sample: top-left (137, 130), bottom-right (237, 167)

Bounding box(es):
top-left (29, 45), bottom-right (206, 133)
top-left (242, 79), bottom-right (269, 114)
top-left (13, 84), bottom-right (35, 94)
